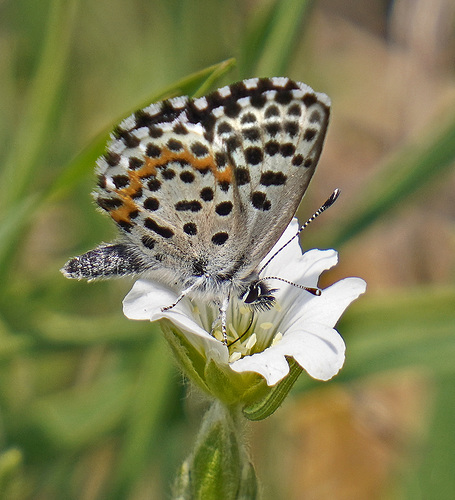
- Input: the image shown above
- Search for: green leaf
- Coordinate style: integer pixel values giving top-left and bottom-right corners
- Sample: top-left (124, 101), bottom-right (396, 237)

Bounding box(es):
top-left (323, 112), bottom-right (455, 248)
top-left (239, 0), bottom-right (313, 77)
top-left (46, 58), bottom-right (236, 203)
top-left (0, 195), bottom-right (39, 286)
top-left (405, 377), bottom-right (455, 500)
top-left (243, 357), bottom-right (302, 421)
top-left (0, 449), bottom-right (23, 499)
top-left (29, 370), bottom-right (133, 450)
top-left (35, 311), bottom-right (160, 346)
top-left (0, 0), bottom-right (79, 211)
top-left (107, 337), bottom-right (177, 499)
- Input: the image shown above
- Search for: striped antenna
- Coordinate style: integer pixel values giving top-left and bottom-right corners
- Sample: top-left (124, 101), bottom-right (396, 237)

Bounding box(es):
top-left (258, 188), bottom-right (340, 275)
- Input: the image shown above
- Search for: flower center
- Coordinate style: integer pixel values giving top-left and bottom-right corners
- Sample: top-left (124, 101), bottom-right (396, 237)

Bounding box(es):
top-left (191, 299), bottom-right (283, 362)
top-left (214, 305), bottom-right (280, 362)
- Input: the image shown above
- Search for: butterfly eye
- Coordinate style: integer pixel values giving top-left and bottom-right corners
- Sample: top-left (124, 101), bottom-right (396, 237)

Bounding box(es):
top-left (243, 284), bottom-right (260, 304)
top-left (242, 282), bottom-right (277, 311)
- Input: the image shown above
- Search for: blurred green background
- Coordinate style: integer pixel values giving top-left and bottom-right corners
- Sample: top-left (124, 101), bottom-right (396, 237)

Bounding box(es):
top-left (1, 0), bottom-right (455, 498)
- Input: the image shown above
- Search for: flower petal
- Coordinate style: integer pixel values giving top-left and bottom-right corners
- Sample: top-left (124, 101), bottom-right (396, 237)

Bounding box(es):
top-left (284, 323), bottom-right (346, 381)
top-left (230, 322), bottom-right (346, 385)
top-left (230, 345), bottom-right (292, 386)
top-left (123, 279), bottom-right (182, 319)
top-left (260, 218), bottom-right (302, 275)
top-left (287, 277), bottom-right (367, 328)
top-left (261, 218), bottom-right (338, 283)
top-left (270, 248), bottom-right (338, 305)
top-left (123, 279), bottom-right (228, 363)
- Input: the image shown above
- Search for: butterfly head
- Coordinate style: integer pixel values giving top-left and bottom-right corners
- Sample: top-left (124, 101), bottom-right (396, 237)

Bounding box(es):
top-left (240, 280), bottom-right (278, 312)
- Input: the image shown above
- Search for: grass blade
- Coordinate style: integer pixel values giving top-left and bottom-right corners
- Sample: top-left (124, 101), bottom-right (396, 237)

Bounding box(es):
top-left (325, 111), bottom-right (455, 248)
top-left (239, 0), bottom-right (313, 77)
top-left (0, 0), bottom-right (79, 211)
top-left (47, 58), bottom-right (236, 202)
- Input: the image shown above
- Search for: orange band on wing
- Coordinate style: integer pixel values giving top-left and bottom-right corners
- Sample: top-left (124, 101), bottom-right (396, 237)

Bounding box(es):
top-left (108, 146), bottom-right (232, 225)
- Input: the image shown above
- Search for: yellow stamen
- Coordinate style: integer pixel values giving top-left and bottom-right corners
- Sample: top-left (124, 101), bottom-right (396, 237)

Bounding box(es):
top-left (245, 333), bottom-right (257, 350)
top-left (271, 332), bottom-right (283, 346)
top-left (213, 329), bottom-right (224, 342)
top-left (229, 352), bottom-right (242, 363)
top-left (228, 324), bottom-right (238, 338)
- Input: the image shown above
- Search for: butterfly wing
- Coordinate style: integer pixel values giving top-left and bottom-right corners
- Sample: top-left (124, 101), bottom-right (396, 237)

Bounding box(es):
top-left (62, 78), bottom-right (330, 289)
top-left (63, 92), bottom-right (249, 283)
top-left (206, 77), bottom-right (331, 277)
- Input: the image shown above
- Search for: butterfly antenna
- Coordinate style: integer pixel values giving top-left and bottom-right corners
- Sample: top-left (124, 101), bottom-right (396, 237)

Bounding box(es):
top-left (258, 188), bottom-right (340, 274)
top-left (256, 276), bottom-right (322, 296)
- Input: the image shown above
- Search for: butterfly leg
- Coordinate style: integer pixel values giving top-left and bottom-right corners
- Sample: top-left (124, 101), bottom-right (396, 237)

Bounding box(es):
top-left (161, 280), bottom-right (201, 313)
top-left (209, 297), bottom-right (230, 344)
top-left (219, 296), bottom-right (229, 345)
top-left (161, 292), bottom-right (186, 312)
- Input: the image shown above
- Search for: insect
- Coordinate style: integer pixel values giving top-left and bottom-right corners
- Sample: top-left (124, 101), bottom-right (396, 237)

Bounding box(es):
top-left (62, 77), bottom-right (331, 342)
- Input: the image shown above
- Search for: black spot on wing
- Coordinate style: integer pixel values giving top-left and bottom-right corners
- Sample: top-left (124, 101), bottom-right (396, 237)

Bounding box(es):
top-left (260, 171), bottom-right (287, 186)
top-left (200, 187), bottom-right (214, 201)
top-left (104, 151), bottom-right (121, 167)
top-left (241, 112), bottom-right (257, 123)
top-left (251, 191), bottom-right (271, 211)
top-left (167, 139), bottom-right (184, 152)
top-left (264, 105), bottom-right (280, 118)
top-left (148, 125), bottom-right (163, 138)
top-left (265, 141), bottom-right (279, 156)
top-left (147, 178), bottom-right (161, 191)
top-left (112, 175), bottom-right (129, 188)
top-left (98, 197), bottom-right (122, 211)
top-left (215, 201), bottom-right (233, 216)
top-left (175, 200), bottom-right (202, 212)
top-left (173, 123), bottom-right (188, 134)
top-left (292, 154), bottom-right (303, 166)
top-left (129, 157), bottom-right (144, 170)
top-left (144, 197), bottom-right (159, 211)
top-left (245, 147), bottom-right (263, 165)
top-left (280, 143), bottom-right (295, 157)
top-left (162, 169), bottom-right (176, 180)
top-left (191, 142), bottom-right (209, 157)
top-left (146, 144), bottom-right (161, 158)
top-left (144, 218), bottom-right (174, 238)
top-left (304, 129), bottom-right (317, 141)
top-left (180, 171), bottom-right (195, 183)
top-left (183, 223), bottom-right (197, 235)
top-left (234, 168), bottom-right (250, 185)
top-left (242, 128), bottom-right (261, 141)
top-left (212, 232), bottom-right (229, 245)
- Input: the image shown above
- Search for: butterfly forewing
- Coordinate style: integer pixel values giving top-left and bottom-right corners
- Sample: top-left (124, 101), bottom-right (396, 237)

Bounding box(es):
top-left (208, 78), bottom-right (330, 271)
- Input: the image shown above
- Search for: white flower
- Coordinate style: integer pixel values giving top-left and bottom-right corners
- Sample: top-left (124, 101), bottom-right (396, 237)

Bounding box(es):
top-left (123, 219), bottom-right (366, 387)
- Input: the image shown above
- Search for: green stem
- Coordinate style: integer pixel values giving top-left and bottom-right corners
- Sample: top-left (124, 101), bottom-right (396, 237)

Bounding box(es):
top-left (173, 401), bottom-right (258, 500)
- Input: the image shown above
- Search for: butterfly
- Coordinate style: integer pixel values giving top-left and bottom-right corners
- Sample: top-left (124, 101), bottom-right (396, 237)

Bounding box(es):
top-left (62, 77), bottom-right (331, 341)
